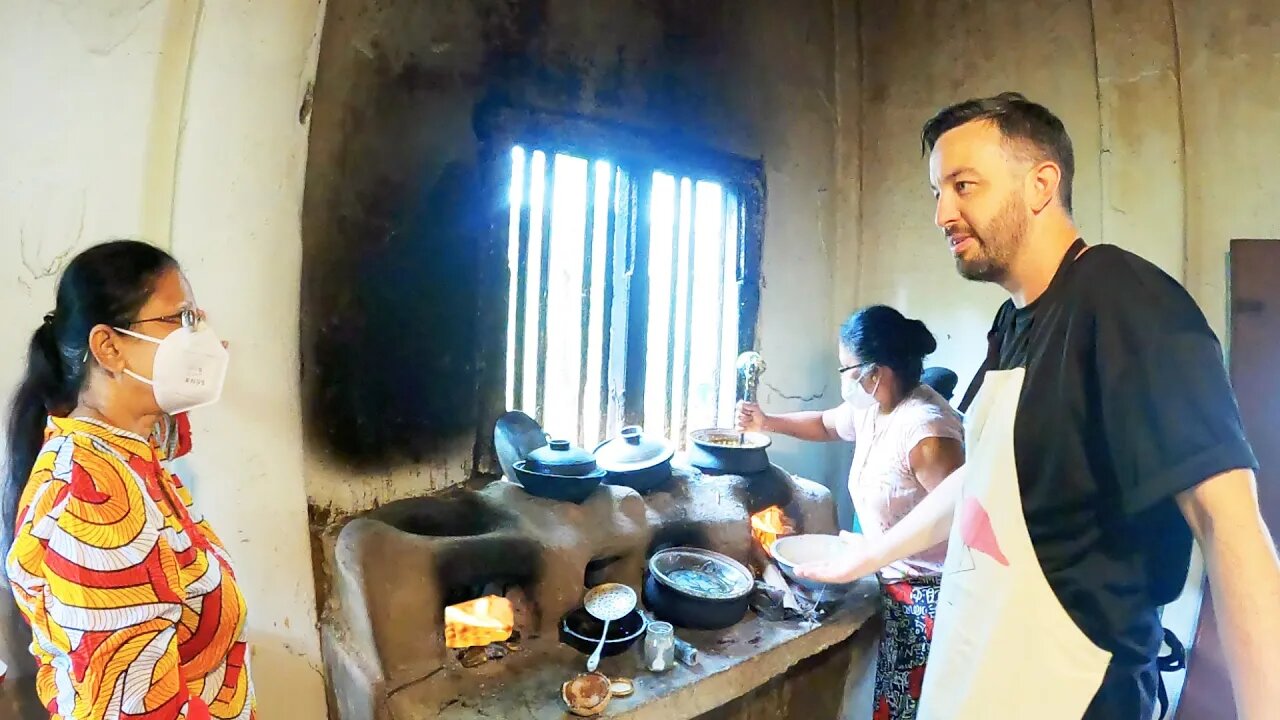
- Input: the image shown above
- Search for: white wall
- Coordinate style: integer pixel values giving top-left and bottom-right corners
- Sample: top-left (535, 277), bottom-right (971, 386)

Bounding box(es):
top-left (0, 0), bottom-right (175, 691)
top-left (0, 1), bottom-right (330, 716)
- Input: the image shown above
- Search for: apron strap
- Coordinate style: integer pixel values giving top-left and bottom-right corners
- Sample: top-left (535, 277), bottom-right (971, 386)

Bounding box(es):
top-left (958, 330), bottom-right (1000, 414)
top-left (1155, 627), bottom-right (1187, 719)
top-left (956, 238), bottom-right (1089, 414)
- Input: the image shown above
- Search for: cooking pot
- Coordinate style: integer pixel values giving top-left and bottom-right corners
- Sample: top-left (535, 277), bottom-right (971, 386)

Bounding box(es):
top-left (686, 428), bottom-right (772, 475)
top-left (512, 460), bottom-right (604, 503)
top-left (593, 426), bottom-right (675, 493)
top-left (642, 547), bottom-right (753, 630)
top-left (559, 606), bottom-right (648, 657)
top-left (527, 439), bottom-right (599, 476)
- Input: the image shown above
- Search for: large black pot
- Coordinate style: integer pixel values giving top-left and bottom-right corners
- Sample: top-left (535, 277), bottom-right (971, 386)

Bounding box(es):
top-left (686, 428), bottom-right (771, 475)
top-left (642, 547), bottom-right (753, 630)
top-left (512, 461), bottom-right (603, 503)
top-left (593, 426), bottom-right (676, 493)
top-left (559, 607), bottom-right (648, 657)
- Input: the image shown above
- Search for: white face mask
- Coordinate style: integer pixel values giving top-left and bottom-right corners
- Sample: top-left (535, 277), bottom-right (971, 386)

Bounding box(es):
top-left (115, 323), bottom-right (230, 414)
top-left (841, 368), bottom-right (879, 410)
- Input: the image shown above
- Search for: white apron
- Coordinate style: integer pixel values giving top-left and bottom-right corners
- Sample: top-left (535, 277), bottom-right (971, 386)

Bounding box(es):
top-left (917, 367), bottom-right (1112, 719)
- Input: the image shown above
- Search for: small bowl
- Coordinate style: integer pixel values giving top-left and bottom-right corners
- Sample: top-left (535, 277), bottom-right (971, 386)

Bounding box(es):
top-left (563, 672), bottom-right (613, 716)
top-left (559, 607), bottom-right (648, 657)
top-left (770, 534), bottom-right (861, 592)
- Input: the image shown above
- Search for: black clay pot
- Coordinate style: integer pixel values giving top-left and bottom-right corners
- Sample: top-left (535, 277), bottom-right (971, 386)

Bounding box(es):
top-left (603, 463), bottom-right (673, 493)
top-left (512, 461), bottom-right (604, 503)
top-left (642, 547), bottom-right (753, 630)
top-left (559, 607), bottom-right (648, 657)
top-left (593, 426), bottom-right (676, 493)
top-left (686, 428), bottom-right (771, 475)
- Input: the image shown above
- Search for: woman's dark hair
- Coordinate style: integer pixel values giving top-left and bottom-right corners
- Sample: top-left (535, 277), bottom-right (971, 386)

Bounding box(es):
top-left (3, 240), bottom-right (176, 553)
top-left (839, 305), bottom-right (938, 394)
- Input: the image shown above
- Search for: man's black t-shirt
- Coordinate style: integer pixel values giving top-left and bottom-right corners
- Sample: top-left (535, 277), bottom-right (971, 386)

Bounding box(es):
top-left (987, 242), bottom-right (1257, 718)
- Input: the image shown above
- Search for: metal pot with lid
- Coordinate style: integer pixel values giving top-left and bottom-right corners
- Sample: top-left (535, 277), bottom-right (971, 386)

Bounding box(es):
top-left (593, 426), bottom-right (675, 493)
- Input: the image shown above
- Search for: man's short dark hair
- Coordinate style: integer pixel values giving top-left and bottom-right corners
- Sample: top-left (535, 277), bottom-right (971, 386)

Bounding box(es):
top-left (921, 92), bottom-right (1075, 213)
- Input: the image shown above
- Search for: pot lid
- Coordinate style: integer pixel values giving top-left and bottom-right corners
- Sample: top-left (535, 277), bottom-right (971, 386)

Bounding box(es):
top-left (527, 438), bottom-right (597, 475)
top-left (494, 411), bottom-right (548, 482)
top-left (593, 426), bottom-right (675, 472)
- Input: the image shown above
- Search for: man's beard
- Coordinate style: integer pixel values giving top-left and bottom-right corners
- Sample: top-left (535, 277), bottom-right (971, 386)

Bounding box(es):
top-left (952, 192), bottom-right (1029, 283)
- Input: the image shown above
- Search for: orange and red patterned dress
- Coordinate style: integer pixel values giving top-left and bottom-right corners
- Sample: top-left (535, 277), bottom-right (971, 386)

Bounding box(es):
top-left (5, 415), bottom-right (255, 719)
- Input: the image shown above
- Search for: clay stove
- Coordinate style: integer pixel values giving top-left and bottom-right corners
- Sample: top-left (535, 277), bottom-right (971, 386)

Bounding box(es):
top-left (320, 451), bottom-right (885, 720)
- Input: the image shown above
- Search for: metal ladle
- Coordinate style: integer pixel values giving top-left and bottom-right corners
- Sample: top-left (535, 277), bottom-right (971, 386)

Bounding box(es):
top-left (582, 583), bottom-right (637, 672)
top-left (737, 352), bottom-right (767, 444)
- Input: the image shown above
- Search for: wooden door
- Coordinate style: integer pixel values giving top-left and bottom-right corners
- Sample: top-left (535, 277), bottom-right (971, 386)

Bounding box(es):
top-left (1177, 239), bottom-right (1280, 718)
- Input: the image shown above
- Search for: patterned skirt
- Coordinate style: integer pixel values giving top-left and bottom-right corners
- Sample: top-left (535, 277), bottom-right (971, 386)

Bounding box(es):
top-left (873, 573), bottom-right (942, 720)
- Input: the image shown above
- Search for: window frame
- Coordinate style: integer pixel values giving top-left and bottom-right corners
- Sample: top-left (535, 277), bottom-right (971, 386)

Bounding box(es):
top-left (472, 106), bottom-right (765, 476)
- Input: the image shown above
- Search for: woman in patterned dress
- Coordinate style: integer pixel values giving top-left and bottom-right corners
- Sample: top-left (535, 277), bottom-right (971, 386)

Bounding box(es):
top-left (737, 306), bottom-right (965, 720)
top-left (3, 240), bottom-right (253, 719)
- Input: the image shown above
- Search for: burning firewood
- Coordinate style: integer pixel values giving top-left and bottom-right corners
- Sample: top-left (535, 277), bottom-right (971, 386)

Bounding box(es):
top-left (444, 595), bottom-right (515, 649)
top-left (750, 506), bottom-right (794, 556)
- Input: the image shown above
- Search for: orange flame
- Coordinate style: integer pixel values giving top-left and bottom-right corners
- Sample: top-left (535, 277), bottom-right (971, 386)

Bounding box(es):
top-left (750, 506), bottom-right (793, 557)
top-left (444, 595), bottom-right (515, 649)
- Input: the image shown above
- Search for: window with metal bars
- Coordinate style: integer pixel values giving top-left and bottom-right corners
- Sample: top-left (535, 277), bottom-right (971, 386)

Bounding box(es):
top-left (504, 144), bottom-right (757, 449)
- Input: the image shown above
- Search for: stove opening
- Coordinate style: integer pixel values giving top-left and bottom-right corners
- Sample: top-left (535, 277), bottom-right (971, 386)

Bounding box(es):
top-left (584, 555), bottom-right (624, 588)
top-left (371, 493), bottom-right (502, 537)
top-left (445, 595), bottom-right (514, 649)
top-left (647, 523), bottom-right (711, 557)
top-left (442, 579), bottom-right (534, 668)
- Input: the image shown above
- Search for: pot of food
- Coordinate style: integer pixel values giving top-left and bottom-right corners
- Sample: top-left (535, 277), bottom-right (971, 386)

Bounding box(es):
top-left (593, 425), bottom-right (675, 493)
top-left (686, 428), bottom-right (772, 475)
top-left (642, 546), bottom-right (754, 629)
top-left (512, 438), bottom-right (605, 503)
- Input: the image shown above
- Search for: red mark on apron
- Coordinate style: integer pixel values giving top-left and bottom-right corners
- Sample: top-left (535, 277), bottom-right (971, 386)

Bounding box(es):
top-left (959, 496), bottom-right (1009, 566)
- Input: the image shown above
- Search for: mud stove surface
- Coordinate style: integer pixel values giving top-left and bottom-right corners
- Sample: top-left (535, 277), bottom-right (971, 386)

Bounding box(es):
top-left (322, 464), bottom-right (879, 720)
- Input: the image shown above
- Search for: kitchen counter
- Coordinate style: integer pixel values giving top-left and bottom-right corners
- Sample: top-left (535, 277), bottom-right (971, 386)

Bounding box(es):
top-left (385, 576), bottom-right (880, 720)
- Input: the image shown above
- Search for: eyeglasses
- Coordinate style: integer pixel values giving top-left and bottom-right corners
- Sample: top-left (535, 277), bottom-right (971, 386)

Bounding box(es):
top-left (129, 307), bottom-right (202, 328)
top-left (838, 362), bottom-right (872, 377)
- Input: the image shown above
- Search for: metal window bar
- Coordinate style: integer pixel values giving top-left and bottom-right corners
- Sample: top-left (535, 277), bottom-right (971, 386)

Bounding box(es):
top-left (661, 178), bottom-right (684, 439)
top-left (604, 168), bottom-right (631, 436)
top-left (622, 176), bottom-right (652, 429)
top-left (533, 154), bottom-right (555, 423)
top-left (575, 160), bottom-right (598, 447)
top-left (710, 187), bottom-right (730, 427)
top-left (510, 149), bottom-right (533, 415)
top-left (676, 182), bottom-right (700, 446)
top-left (506, 147), bottom-right (747, 448)
top-left (717, 189), bottom-right (742, 427)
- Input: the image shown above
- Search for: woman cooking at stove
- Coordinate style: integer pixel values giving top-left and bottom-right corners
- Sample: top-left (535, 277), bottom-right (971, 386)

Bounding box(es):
top-left (737, 305), bottom-right (963, 720)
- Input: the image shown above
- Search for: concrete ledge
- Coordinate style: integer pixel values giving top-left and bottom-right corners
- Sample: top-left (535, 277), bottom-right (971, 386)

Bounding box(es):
top-left (385, 577), bottom-right (879, 720)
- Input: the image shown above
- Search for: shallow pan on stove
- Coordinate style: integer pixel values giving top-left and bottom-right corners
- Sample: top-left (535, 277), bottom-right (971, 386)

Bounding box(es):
top-left (643, 546), bottom-right (754, 630)
top-left (559, 607), bottom-right (648, 657)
